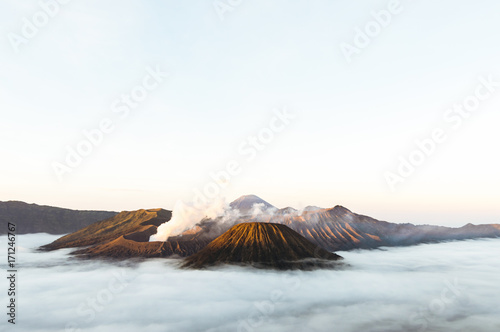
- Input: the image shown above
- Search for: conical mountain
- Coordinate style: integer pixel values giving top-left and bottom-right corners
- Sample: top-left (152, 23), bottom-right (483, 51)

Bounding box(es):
top-left (183, 222), bottom-right (342, 270)
top-left (229, 195), bottom-right (276, 213)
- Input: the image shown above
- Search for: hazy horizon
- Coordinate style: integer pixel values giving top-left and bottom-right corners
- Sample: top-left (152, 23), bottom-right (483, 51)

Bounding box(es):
top-left (2, 194), bottom-right (498, 228)
top-left (1, 0), bottom-right (499, 226)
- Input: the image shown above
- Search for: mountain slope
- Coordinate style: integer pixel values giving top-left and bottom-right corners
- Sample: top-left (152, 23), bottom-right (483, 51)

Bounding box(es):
top-left (0, 201), bottom-right (116, 235)
top-left (73, 234), bottom-right (212, 259)
top-left (42, 208), bottom-right (171, 250)
top-left (70, 218), bottom-right (232, 259)
top-left (183, 222), bottom-right (342, 270)
top-left (177, 199), bottom-right (500, 254)
top-left (43, 208), bottom-right (217, 259)
top-left (234, 205), bottom-right (500, 252)
top-left (41, 196), bottom-right (500, 261)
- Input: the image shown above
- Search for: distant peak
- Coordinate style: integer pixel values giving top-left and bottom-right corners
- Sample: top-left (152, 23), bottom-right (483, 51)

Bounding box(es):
top-left (230, 195), bottom-right (276, 212)
top-left (322, 205), bottom-right (353, 215)
top-left (333, 205), bottom-right (352, 213)
top-left (236, 194), bottom-right (262, 201)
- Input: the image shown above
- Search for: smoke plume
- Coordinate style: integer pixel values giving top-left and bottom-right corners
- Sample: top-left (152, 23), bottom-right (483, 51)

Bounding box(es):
top-left (149, 198), bottom-right (241, 242)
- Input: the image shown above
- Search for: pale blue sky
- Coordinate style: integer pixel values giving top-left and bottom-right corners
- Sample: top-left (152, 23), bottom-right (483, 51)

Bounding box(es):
top-left (1, 0), bottom-right (499, 226)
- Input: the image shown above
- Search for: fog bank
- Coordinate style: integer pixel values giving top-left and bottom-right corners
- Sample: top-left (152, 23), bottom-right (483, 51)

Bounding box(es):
top-left (1, 235), bottom-right (499, 332)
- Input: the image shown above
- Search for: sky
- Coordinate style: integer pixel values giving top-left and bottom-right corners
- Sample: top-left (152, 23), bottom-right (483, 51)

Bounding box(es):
top-left (0, 0), bottom-right (499, 226)
top-left (2, 234), bottom-right (500, 331)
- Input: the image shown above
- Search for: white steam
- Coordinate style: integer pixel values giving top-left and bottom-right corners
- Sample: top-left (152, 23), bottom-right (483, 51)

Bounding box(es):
top-left (150, 198), bottom-right (315, 242)
top-left (149, 198), bottom-right (241, 242)
top-left (250, 203), bottom-right (278, 216)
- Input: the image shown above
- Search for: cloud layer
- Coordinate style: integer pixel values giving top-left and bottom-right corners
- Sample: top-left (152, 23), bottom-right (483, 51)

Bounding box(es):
top-left (2, 235), bottom-right (500, 332)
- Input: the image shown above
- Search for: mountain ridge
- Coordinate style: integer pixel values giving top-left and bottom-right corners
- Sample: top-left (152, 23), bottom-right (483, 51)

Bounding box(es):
top-left (42, 208), bottom-right (171, 250)
top-left (0, 200), bottom-right (117, 235)
top-left (39, 195), bottom-right (500, 260)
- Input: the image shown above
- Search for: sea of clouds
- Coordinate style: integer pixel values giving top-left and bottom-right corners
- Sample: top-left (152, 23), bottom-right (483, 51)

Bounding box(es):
top-left (1, 234), bottom-right (500, 332)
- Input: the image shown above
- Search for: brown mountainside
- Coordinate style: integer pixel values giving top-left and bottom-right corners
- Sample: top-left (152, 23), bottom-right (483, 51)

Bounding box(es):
top-left (42, 208), bottom-right (171, 250)
top-left (73, 234), bottom-right (211, 259)
top-left (183, 222), bottom-right (342, 270)
top-left (72, 218), bottom-right (227, 259)
top-left (42, 208), bottom-right (216, 259)
top-left (265, 206), bottom-right (500, 251)
top-left (203, 205), bottom-right (500, 252)
top-left (41, 195), bottom-right (500, 260)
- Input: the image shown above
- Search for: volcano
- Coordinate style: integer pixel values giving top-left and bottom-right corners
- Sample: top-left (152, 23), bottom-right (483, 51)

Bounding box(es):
top-left (42, 208), bottom-right (214, 259)
top-left (42, 195), bottom-right (500, 261)
top-left (42, 208), bottom-right (172, 250)
top-left (182, 222), bottom-right (342, 270)
top-left (229, 195), bottom-right (276, 213)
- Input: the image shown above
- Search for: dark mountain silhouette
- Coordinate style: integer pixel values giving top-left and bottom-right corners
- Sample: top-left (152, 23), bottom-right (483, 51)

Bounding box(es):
top-left (183, 222), bottom-right (342, 270)
top-left (0, 201), bottom-right (116, 235)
